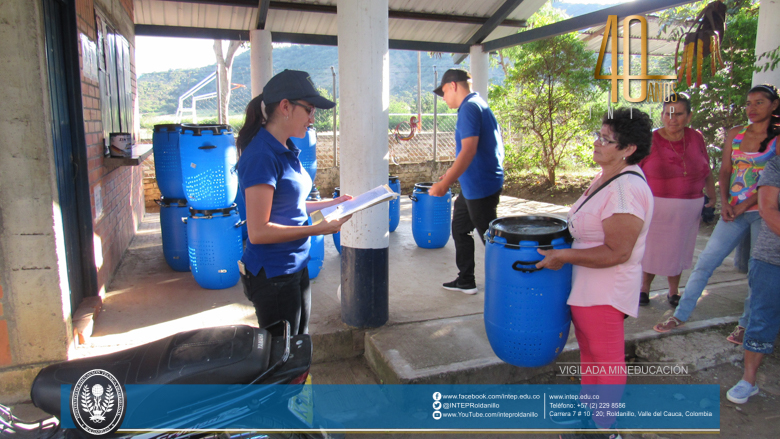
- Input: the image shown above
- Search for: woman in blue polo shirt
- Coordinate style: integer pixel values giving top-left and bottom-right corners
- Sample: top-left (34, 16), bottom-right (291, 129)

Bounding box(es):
top-left (236, 70), bottom-right (352, 335)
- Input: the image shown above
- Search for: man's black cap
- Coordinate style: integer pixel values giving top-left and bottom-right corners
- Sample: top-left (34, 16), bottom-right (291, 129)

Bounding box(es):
top-left (433, 68), bottom-right (472, 97)
top-left (263, 69), bottom-right (336, 109)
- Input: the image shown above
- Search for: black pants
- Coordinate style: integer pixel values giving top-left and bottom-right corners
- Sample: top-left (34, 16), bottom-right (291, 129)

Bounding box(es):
top-left (241, 266), bottom-right (311, 336)
top-left (452, 189), bottom-right (502, 283)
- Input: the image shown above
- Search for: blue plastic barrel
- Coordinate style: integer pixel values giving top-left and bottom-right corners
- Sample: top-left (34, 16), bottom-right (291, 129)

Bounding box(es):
top-left (388, 176), bottom-right (401, 232)
top-left (483, 216), bottom-right (573, 367)
top-left (291, 127), bottom-right (317, 182)
top-left (185, 205), bottom-right (243, 289)
top-left (307, 188), bottom-right (324, 279)
top-left (158, 197), bottom-right (190, 272)
top-left (179, 125), bottom-right (238, 210)
top-left (331, 187), bottom-right (341, 254)
top-left (409, 182), bottom-right (451, 249)
top-left (152, 124), bottom-right (185, 199)
top-left (234, 189), bottom-right (248, 241)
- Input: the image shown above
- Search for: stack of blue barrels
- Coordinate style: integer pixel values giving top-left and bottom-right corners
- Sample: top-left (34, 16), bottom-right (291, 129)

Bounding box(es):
top-left (153, 123), bottom-right (243, 289)
top-left (153, 124), bottom-right (190, 272)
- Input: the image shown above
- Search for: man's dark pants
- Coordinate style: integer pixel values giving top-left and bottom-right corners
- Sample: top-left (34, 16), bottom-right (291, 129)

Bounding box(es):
top-left (452, 188), bottom-right (502, 283)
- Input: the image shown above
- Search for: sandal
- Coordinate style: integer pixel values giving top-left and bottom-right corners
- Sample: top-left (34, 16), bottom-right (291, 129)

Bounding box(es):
top-left (667, 293), bottom-right (680, 307)
top-left (654, 316), bottom-right (685, 333)
top-left (727, 325), bottom-right (746, 345)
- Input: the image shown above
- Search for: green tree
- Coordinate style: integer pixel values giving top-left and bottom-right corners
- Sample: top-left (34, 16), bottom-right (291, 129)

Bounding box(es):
top-left (490, 5), bottom-right (604, 185)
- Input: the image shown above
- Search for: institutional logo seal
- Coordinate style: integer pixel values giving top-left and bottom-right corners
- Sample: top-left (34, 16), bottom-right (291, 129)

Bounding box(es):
top-left (70, 369), bottom-right (126, 436)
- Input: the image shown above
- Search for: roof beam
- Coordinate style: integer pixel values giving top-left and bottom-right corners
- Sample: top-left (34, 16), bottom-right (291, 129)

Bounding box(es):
top-left (155, 0), bottom-right (527, 27)
top-left (454, 0), bottom-right (524, 64)
top-left (134, 25), bottom-right (471, 53)
top-left (255, 0), bottom-right (270, 29)
top-left (483, 0), bottom-right (696, 52)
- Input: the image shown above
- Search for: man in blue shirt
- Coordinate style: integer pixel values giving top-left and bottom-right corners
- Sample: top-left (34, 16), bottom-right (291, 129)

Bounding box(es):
top-left (429, 69), bottom-right (505, 294)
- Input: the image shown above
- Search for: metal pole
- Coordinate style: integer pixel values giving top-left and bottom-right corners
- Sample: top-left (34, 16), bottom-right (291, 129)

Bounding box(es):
top-left (433, 67), bottom-right (438, 162)
top-left (331, 66), bottom-right (337, 168)
top-left (417, 52), bottom-right (422, 117)
top-left (216, 67), bottom-right (223, 124)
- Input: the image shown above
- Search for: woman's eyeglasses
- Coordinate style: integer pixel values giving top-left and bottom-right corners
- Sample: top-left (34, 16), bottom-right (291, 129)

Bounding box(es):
top-left (290, 100), bottom-right (316, 117)
top-left (592, 131), bottom-right (618, 145)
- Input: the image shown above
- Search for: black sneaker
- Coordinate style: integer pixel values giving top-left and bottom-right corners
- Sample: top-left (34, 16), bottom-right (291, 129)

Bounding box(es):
top-left (639, 292), bottom-right (650, 306)
top-left (442, 278), bottom-right (478, 295)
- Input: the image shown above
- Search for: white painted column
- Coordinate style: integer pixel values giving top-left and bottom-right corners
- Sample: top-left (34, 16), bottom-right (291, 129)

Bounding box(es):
top-left (337, 0), bottom-right (389, 328)
top-left (250, 29), bottom-right (273, 98)
top-left (470, 44), bottom-right (490, 100)
top-left (753, 0), bottom-right (780, 87)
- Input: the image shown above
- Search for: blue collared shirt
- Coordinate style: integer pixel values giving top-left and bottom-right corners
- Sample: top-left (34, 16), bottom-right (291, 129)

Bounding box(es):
top-left (456, 92), bottom-right (504, 199)
top-left (238, 128), bottom-right (313, 278)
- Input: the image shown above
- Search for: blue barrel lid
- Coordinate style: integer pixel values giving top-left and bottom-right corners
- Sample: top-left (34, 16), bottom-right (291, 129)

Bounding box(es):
top-left (488, 215), bottom-right (572, 246)
top-left (153, 124), bottom-right (182, 133)
top-left (307, 187), bottom-right (321, 201)
top-left (333, 187), bottom-right (340, 197)
top-left (189, 204), bottom-right (238, 218)
top-left (158, 197), bottom-right (187, 207)
top-left (181, 124), bottom-right (233, 136)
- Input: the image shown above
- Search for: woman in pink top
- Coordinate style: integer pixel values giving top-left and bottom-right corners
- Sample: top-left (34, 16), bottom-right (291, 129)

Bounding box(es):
top-left (538, 108), bottom-right (654, 432)
top-left (638, 93), bottom-right (716, 307)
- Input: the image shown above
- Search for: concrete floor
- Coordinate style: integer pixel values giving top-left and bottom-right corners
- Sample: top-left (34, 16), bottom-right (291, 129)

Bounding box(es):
top-left (76, 196), bottom-right (749, 382)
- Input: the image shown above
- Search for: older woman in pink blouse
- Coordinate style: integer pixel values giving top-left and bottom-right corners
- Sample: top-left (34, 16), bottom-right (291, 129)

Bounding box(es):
top-left (538, 108), bottom-right (654, 433)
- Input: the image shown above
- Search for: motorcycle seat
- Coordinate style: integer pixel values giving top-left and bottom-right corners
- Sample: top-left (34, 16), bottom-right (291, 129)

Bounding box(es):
top-left (31, 325), bottom-right (271, 417)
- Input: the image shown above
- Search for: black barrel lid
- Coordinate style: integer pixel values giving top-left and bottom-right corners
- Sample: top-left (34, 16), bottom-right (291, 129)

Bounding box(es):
top-left (159, 197), bottom-right (187, 207)
top-left (189, 204), bottom-right (238, 218)
top-left (153, 124), bottom-right (182, 133)
top-left (413, 182), bottom-right (435, 193)
top-left (389, 176), bottom-right (399, 183)
top-left (488, 215), bottom-right (572, 246)
top-left (181, 124), bottom-right (233, 136)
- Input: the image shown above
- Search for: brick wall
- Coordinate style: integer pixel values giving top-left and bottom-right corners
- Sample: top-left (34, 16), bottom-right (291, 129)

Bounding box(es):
top-left (76, 0), bottom-right (144, 295)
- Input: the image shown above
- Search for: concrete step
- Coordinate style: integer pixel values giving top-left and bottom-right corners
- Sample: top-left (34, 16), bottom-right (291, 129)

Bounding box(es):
top-left (364, 279), bottom-right (749, 385)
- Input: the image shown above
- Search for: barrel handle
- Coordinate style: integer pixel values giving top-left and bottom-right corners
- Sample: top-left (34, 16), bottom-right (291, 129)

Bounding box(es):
top-left (512, 260), bottom-right (542, 273)
top-left (155, 199), bottom-right (162, 206)
top-left (409, 194), bottom-right (418, 202)
top-left (235, 220), bottom-right (246, 228)
top-left (181, 217), bottom-right (188, 224)
top-left (198, 144), bottom-right (217, 150)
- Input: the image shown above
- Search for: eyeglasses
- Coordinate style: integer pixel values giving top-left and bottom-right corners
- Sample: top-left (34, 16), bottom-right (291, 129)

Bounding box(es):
top-left (592, 131), bottom-right (618, 145)
top-left (289, 100), bottom-right (316, 117)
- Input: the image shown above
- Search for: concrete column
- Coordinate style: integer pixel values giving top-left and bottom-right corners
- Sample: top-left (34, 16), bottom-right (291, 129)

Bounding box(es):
top-left (752, 0), bottom-right (780, 87)
top-left (470, 44), bottom-right (489, 100)
top-left (250, 29), bottom-right (273, 98)
top-left (337, 0), bottom-right (389, 328)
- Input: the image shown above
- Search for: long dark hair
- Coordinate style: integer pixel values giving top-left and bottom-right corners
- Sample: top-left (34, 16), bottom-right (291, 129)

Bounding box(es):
top-left (236, 94), bottom-right (278, 155)
top-left (748, 84), bottom-right (780, 153)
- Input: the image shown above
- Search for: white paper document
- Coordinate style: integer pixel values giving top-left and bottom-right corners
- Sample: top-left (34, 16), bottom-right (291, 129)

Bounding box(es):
top-left (310, 184), bottom-right (398, 224)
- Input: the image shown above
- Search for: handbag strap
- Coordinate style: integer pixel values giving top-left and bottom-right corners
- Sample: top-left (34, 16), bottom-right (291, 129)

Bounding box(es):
top-left (574, 171), bottom-right (646, 215)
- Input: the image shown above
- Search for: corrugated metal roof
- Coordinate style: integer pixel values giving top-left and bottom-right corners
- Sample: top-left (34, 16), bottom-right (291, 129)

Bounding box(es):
top-left (133, 0), bottom-right (548, 47)
top-left (579, 16), bottom-right (693, 57)
top-left (133, 0), bottom-right (686, 56)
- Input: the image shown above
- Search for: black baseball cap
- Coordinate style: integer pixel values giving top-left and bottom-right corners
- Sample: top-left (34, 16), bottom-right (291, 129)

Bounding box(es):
top-left (433, 68), bottom-right (472, 97)
top-left (263, 69), bottom-right (336, 109)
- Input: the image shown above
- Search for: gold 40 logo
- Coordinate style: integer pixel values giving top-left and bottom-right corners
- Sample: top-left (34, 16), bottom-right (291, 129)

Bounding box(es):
top-left (596, 15), bottom-right (677, 103)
